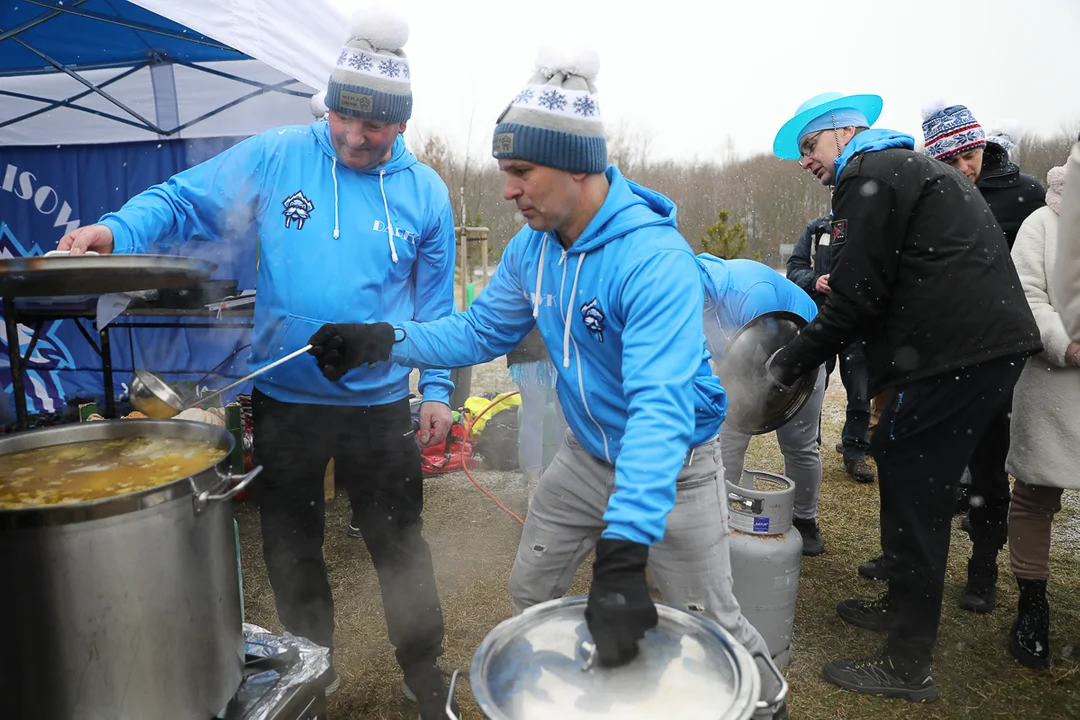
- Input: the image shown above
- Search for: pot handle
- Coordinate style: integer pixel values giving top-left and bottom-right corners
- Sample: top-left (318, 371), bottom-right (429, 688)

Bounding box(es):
top-left (193, 466), bottom-right (263, 515)
top-left (445, 669), bottom-right (461, 720)
top-left (752, 649), bottom-right (789, 711)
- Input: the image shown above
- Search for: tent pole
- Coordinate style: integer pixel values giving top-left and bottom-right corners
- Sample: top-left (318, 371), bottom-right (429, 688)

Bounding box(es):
top-left (4, 36), bottom-right (167, 134)
top-left (21, 0), bottom-right (237, 52)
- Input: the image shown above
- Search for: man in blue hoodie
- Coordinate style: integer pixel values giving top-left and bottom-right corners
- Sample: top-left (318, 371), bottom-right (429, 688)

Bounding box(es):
top-left (58, 13), bottom-right (460, 717)
top-left (308, 49), bottom-right (786, 718)
top-left (697, 254), bottom-right (826, 556)
top-left (766, 92), bottom-right (1040, 702)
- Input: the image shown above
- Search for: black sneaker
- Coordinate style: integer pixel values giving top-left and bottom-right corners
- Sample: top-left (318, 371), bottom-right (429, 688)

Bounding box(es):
top-left (347, 523), bottom-right (362, 539)
top-left (792, 517), bottom-right (824, 556)
top-left (858, 554), bottom-right (890, 581)
top-left (959, 558), bottom-right (998, 614)
top-left (834, 442), bottom-right (844, 454)
top-left (403, 665), bottom-right (459, 720)
top-left (823, 651), bottom-right (939, 703)
top-left (837, 591), bottom-right (891, 631)
top-left (844, 458), bottom-right (875, 483)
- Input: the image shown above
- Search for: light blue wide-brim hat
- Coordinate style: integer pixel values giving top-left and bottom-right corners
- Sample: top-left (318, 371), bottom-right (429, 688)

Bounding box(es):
top-left (773, 92), bottom-right (883, 160)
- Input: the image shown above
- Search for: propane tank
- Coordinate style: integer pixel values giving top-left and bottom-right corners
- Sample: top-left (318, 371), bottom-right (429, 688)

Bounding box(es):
top-left (727, 469), bottom-right (802, 670)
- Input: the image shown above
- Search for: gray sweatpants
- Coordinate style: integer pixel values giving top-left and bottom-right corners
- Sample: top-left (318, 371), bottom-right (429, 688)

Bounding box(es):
top-left (720, 365), bottom-right (827, 521)
top-left (508, 431), bottom-right (782, 713)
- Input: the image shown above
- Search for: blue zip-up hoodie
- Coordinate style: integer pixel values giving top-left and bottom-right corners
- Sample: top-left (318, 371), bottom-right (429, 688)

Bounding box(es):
top-left (697, 255), bottom-right (818, 359)
top-left (391, 167), bottom-right (727, 546)
top-left (99, 123), bottom-right (457, 406)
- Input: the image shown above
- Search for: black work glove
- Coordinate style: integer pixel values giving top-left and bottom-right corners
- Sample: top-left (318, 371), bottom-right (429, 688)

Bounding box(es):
top-left (585, 538), bottom-right (658, 668)
top-left (764, 348), bottom-right (802, 393)
top-left (307, 322), bottom-right (396, 381)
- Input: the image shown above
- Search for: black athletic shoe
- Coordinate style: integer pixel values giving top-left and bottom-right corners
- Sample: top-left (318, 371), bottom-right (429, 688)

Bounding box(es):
top-left (837, 591), bottom-right (892, 631)
top-left (858, 554), bottom-right (890, 581)
top-left (823, 651), bottom-right (939, 703)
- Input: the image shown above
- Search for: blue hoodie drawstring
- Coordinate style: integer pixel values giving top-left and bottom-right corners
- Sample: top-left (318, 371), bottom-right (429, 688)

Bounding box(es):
top-left (379, 169), bottom-right (399, 263)
top-left (331, 157), bottom-right (339, 239)
top-left (563, 253), bottom-right (586, 368)
top-left (532, 236), bottom-right (547, 318)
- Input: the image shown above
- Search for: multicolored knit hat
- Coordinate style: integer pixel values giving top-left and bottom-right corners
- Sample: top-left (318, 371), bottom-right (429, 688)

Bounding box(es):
top-left (921, 100), bottom-right (986, 161)
top-left (492, 47), bottom-right (606, 174)
top-left (324, 9), bottom-right (412, 123)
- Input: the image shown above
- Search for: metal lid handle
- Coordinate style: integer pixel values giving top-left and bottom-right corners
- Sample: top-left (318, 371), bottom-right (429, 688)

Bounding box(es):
top-left (752, 649), bottom-right (789, 711)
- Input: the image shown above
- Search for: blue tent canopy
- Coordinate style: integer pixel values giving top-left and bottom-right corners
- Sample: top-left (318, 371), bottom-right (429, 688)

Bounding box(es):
top-left (1, 0), bottom-right (245, 76)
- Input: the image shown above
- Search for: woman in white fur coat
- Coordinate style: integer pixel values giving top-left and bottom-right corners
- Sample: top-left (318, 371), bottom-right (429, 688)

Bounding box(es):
top-left (1004, 161), bottom-right (1078, 670)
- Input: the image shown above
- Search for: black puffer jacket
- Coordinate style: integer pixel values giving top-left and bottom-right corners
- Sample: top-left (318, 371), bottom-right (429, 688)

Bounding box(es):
top-left (977, 141), bottom-right (1046, 248)
top-left (773, 147), bottom-right (1041, 395)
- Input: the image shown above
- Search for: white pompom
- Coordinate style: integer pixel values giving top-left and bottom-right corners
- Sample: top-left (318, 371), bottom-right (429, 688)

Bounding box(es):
top-left (348, 7), bottom-right (409, 51)
top-left (989, 118), bottom-right (1024, 145)
top-left (535, 45), bottom-right (600, 81)
top-left (309, 91), bottom-right (328, 119)
top-left (921, 97), bottom-right (949, 122)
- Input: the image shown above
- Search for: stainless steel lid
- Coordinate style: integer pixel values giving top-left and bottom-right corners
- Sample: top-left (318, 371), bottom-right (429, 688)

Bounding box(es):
top-left (469, 596), bottom-right (760, 720)
top-left (714, 310), bottom-right (816, 435)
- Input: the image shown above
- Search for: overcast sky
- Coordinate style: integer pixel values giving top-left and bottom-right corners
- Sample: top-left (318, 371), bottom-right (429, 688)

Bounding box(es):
top-left (326, 0), bottom-right (1080, 162)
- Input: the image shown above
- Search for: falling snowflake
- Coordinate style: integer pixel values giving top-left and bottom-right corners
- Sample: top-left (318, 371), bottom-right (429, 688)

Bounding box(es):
top-left (573, 96), bottom-right (596, 117)
top-left (378, 59), bottom-right (400, 78)
top-left (538, 89), bottom-right (567, 112)
top-left (348, 53), bottom-right (373, 71)
top-left (513, 88), bottom-right (534, 105)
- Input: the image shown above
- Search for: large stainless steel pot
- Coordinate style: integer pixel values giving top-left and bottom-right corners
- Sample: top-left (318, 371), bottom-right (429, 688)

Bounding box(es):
top-left (456, 596), bottom-right (787, 720)
top-left (0, 420), bottom-right (261, 720)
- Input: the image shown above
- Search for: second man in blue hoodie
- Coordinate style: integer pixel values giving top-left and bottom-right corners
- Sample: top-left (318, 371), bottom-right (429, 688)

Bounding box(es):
top-left (309, 47), bottom-right (786, 718)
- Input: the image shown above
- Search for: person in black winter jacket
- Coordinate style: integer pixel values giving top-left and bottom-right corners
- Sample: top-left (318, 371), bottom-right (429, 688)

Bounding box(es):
top-left (787, 217), bottom-right (874, 482)
top-left (978, 139), bottom-right (1046, 247)
top-left (918, 104), bottom-right (1048, 617)
top-left (920, 102), bottom-right (1046, 248)
top-left (768, 92), bottom-right (1041, 703)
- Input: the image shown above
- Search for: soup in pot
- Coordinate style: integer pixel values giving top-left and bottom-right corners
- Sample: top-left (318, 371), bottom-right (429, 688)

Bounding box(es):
top-left (0, 437), bottom-right (228, 509)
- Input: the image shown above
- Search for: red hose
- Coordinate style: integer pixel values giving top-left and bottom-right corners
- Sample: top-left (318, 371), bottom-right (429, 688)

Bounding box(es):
top-left (460, 392), bottom-right (524, 526)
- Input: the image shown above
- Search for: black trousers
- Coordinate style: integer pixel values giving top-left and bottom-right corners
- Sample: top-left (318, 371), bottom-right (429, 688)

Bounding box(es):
top-left (871, 356), bottom-right (1023, 669)
top-left (252, 389), bottom-right (445, 672)
top-left (965, 389), bottom-right (1013, 563)
top-left (822, 342), bottom-right (871, 459)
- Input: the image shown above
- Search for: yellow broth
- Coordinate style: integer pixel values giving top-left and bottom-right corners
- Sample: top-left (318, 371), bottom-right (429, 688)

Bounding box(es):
top-left (0, 437), bottom-right (228, 509)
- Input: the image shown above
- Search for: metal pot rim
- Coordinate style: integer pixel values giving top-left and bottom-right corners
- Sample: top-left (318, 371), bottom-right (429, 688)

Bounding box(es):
top-left (716, 310), bottom-right (817, 435)
top-left (0, 420), bottom-right (235, 528)
top-left (469, 596), bottom-right (761, 720)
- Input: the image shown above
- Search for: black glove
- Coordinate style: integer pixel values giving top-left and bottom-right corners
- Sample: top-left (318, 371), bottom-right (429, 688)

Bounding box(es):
top-left (307, 322), bottom-right (396, 381)
top-left (764, 348), bottom-right (801, 393)
top-left (585, 538), bottom-right (658, 668)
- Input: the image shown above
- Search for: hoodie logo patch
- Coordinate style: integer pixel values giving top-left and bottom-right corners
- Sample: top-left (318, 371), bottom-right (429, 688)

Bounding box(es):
top-left (580, 299), bottom-right (605, 342)
top-left (283, 191), bottom-right (314, 230)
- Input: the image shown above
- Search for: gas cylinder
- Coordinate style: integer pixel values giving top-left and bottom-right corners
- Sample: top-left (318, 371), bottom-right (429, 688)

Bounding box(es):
top-left (727, 469), bottom-right (803, 670)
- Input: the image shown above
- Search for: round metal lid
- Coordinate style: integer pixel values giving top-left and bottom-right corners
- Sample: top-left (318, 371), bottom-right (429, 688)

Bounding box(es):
top-left (714, 310), bottom-right (817, 435)
top-left (0, 252), bottom-right (216, 297)
top-left (470, 597), bottom-right (759, 720)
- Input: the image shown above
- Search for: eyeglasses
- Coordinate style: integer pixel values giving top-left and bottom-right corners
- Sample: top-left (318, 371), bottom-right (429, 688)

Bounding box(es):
top-left (799, 130), bottom-right (827, 158)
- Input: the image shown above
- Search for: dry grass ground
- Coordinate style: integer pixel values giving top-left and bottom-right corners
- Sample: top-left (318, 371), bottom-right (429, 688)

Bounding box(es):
top-left (235, 362), bottom-right (1080, 719)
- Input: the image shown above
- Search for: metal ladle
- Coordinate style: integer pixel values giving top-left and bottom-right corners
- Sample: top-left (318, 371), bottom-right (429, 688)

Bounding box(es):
top-left (129, 344), bottom-right (312, 419)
